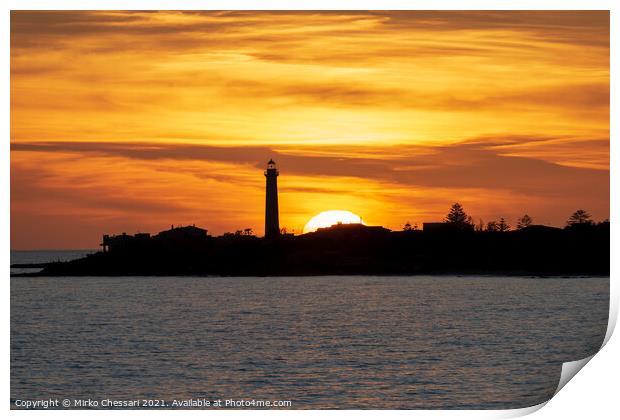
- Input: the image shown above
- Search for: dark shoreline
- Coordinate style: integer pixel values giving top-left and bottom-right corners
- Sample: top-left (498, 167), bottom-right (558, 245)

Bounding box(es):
top-left (11, 271), bottom-right (610, 278)
top-left (11, 222), bottom-right (610, 278)
top-left (11, 259), bottom-right (609, 279)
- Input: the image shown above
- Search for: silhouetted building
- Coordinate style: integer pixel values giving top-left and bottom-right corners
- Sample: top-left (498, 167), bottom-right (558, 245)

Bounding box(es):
top-left (264, 159), bottom-right (280, 238)
top-left (100, 225), bottom-right (210, 253)
top-left (423, 222), bottom-right (474, 233)
top-left (519, 224), bottom-right (562, 234)
top-left (154, 225), bottom-right (208, 240)
top-left (101, 232), bottom-right (151, 253)
top-left (307, 222), bottom-right (391, 237)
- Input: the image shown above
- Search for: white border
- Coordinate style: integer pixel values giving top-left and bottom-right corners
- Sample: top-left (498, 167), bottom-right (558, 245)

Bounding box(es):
top-left (3, 1), bottom-right (617, 419)
top-left (2, 0), bottom-right (617, 11)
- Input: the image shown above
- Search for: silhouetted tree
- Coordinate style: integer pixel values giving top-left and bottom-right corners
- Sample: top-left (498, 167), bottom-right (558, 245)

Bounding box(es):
top-left (517, 214), bottom-right (533, 230)
top-left (446, 203), bottom-right (470, 225)
top-left (243, 228), bottom-right (254, 236)
top-left (234, 230), bottom-right (243, 236)
top-left (476, 219), bottom-right (485, 232)
top-left (403, 222), bottom-right (413, 231)
top-left (413, 223), bottom-right (419, 230)
top-left (486, 221), bottom-right (498, 232)
top-left (280, 227), bottom-right (288, 234)
top-left (567, 209), bottom-right (592, 226)
top-left (497, 218), bottom-right (510, 232)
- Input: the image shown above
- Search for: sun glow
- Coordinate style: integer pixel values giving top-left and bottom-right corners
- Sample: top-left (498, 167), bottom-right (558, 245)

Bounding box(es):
top-left (303, 210), bottom-right (364, 233)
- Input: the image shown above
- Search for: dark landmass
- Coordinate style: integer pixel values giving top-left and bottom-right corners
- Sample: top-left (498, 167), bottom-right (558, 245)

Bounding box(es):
top-left (13, 222), bottom-right (609, 277)
top-left (11, 262), bottom-right (49, 269)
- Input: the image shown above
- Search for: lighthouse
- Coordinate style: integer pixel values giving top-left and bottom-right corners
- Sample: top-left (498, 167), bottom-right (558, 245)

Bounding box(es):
top-left (264, 159), bottom-right (280, 238)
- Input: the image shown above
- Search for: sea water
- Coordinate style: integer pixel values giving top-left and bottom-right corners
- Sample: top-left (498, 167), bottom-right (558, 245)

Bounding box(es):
top-left (10, 252), bottom-right (609, 409)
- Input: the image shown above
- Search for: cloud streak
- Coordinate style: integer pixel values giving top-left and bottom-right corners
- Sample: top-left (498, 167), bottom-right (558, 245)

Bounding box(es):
top-left (10, 11), bottom-right (609, 248)
top-left (11, 139), bottom-right (608, 198)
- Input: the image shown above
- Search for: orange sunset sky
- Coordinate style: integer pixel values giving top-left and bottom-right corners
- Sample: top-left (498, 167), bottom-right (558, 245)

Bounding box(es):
top-left (11, 11), bottom-right (609, 249)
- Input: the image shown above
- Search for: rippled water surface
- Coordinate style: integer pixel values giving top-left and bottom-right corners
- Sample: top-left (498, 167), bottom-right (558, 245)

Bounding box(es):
top-left (11, 260), bottom-right (608, 409)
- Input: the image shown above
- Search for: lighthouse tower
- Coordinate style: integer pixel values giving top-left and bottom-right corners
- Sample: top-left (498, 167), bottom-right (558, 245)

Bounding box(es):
top-left (264, 159), bottom-right (280, 238)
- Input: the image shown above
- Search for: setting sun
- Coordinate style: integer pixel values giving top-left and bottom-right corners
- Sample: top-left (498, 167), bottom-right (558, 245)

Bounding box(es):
top-left (303, 210), bottom-right (364, 233)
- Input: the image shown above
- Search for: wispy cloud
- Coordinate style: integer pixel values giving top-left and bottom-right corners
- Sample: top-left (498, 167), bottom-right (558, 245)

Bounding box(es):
top-left (10, 11), bottom-right (609, 247)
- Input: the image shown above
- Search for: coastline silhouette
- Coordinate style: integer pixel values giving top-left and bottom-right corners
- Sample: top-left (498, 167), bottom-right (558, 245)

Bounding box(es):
top-left (11, 160), bottom-right (609, 277)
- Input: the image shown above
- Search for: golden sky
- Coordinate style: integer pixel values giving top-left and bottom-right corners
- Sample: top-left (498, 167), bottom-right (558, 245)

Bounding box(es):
top-left (10, 11), bottom-right (609, 249)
